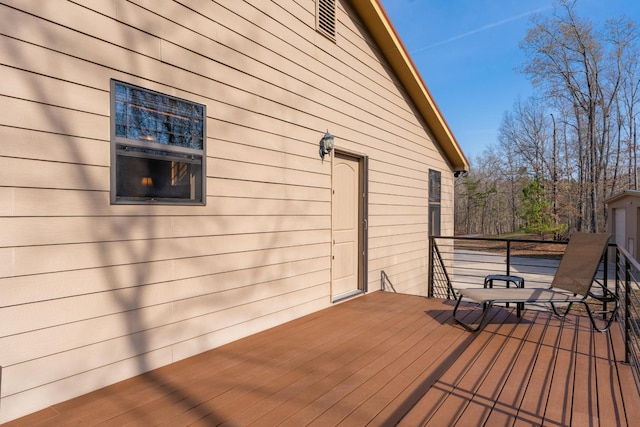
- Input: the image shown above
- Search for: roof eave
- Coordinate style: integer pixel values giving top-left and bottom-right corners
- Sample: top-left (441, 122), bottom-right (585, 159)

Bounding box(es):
top-left (349, 0), bottom-right (469, 172)
top-left (604, 190), bottom-right (640, 204)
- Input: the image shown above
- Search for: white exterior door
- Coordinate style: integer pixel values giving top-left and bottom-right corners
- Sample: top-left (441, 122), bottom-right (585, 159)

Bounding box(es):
top-left (331, 153), bottom-right (361, 301)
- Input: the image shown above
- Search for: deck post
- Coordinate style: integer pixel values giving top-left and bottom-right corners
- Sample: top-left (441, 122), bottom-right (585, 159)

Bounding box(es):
top-left (427, 236), bottom-right (434, 298)
top-left (625, 254), bottom-right (631, 364)
top-left (506, 240), bottom-right (511, 276)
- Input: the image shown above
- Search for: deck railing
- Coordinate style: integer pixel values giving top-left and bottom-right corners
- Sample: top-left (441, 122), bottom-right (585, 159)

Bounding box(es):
top-left (616, 245), bottom-right (640, 375)
top-left (428, 235), bottom-right (640, 393)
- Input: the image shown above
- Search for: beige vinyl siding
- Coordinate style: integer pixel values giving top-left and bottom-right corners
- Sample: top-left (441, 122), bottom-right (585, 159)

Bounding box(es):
top-left (0, 0), bottom-right (457, 422)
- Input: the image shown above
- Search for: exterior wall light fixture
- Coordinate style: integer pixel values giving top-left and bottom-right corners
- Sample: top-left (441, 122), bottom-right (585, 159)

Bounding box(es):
top-left (319, 131), bottom-right (334, 160)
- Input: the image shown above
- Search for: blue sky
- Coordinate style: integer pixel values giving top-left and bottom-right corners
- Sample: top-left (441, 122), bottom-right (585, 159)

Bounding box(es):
top-left (379, 0), bottom-right (640, 161)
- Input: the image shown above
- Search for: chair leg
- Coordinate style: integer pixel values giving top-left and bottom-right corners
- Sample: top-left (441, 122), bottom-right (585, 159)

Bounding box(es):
top-left (550, 302), bottom-right (573, 318)
top-left (582, 294), bottom-right (620, 333)
top-left (453, 294), bottom-right (493, 332)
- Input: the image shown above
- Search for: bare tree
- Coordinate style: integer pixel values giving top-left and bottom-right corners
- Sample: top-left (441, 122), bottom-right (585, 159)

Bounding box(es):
top-left (455, 1), bottom-right (640, 237)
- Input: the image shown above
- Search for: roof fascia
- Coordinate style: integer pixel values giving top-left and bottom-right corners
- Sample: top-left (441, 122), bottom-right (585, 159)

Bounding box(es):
top-left (349, 0), bottom-right (469, 172)
top-left (604, 190), bottom-right (640, 204)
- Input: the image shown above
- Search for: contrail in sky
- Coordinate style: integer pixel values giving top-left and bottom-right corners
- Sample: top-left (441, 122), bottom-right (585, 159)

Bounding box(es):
top-left (409, 6), bottom-right (552, 54)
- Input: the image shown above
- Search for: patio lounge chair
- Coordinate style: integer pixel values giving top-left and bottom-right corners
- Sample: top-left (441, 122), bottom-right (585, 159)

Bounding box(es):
top-left (453, 232), bottom-right (619, 332)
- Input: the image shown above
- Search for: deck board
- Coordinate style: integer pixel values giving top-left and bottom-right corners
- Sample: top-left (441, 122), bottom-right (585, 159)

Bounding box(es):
top-left (4, 292), bottom-right (638, 427)
top-left (425, 308), bottom-right (517, 426)
top-left (532, 313), bottom-right (575, 427)
top-left (571, 315), bottom-right (600, 426)
top-left (394, 309), bottom-right (508, 426)
top-left (477, 310), bottom-right (541, 425)
top-left (474, 314), bottom-right (537, 422)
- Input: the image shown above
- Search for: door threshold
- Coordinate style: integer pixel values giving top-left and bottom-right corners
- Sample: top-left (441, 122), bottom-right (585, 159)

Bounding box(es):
top-left (332, 289), bottom-right (364, 303)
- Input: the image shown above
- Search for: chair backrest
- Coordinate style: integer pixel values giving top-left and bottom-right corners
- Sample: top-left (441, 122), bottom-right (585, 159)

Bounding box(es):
top-left (551, 232), bottom-right (610, 295)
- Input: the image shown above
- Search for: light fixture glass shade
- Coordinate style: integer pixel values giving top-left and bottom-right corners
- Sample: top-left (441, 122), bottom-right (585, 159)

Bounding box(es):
top-left (323, 131), bottom-right (334, 152)
top-left (319, 131), bottom-right (334, 160)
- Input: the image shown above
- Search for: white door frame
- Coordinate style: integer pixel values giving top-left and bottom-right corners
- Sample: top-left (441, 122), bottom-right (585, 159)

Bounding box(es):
top-left (331, 151), bottom-right (368, 302)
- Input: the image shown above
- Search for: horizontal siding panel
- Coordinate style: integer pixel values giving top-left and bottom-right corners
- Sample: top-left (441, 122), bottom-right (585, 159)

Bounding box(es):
top-left (172, 269), bottom-right (328, 324)
top-left (370, 181), bottom-right (429, 198)
top-left (0, 304), bottom-right (172, 367)
top-left (399, 273), bottom-right (430, 292)
top-left (0, 187), bottom-right (15, 216)
top-left (212, 178), bottom-right (329, 202)
top-left (369, 252), bottom-right (428, 278)
top-left (0, 244), bottom-right (327, 308)
top-left (330, 29), bottom-right (436, 145)
top-left (1, 0), bottom-right (162, 61)
top-left (0, 281), bottom-right (174, 337)
top-left (0, 14), bottom-right (212, 108)
top-left (1, 266), bottom-right (328, 339)
top-left (374, 269), bottom-right (429, 296)
top-left (0, 216), bottom-right (174, 247)
top-left (0, 35), bottom-right (207, 116)
top-left (375, 257), bottom-right (428, 279)
top-left (158, 42), bottom-right (367, 139)
top-left (368, 167), bottom-right (428, 190)
top-left (211, 119), bottom-right (318, 159)
top-left (8, 187), bottom-right (329, 217)
top-left (369, 240), bottom-right (428, 262)
top-left (369, 233), bottom-right (427, 250)
top-left (369, 252), bottom-right (430, 276)
top-left (213, 158), bottom-right (329, 189)
top-left (370, 204), bottom-right (427, 216)
top-left (0, 36), bottom-right (110, 90)
top-left (179, 0), bottom-right (390, 123)
top-left (203, 197), bottom-right (329, 216)
top-left (115, 0), bottom-right (220, 54)
top-left (0, 157), bottom-right (108, 191)
top-left (159, 35), bottom-right (350, 124)
top-left (172, 242), bottom-right (328, 281)
top-left (11, 188), bottom-right (110, 216)
top-left (214, 140), bottom-right (321, 174)
top-left (0, 248), bottom-right (13, 278)
top-left (367, 224), bottom-right (428, 239)
top-left (370, 159), bottom-right (431, 182)
top-left (170, 214), bottom-right (329, 239)
top-left (10, 230), bottom-right (327, 276)
top-left (172, 257), bottom-right (326, 303)
top-left (275, 0), bottom-right (421, 130)
top-left (0, 261), bottom-right (174, 307)
top-left (369, 215), bottom-right (427, 228)
top-left (0, 126), bottom-right (108, 166)
top-left (79, 0), bottom-right (118, 17)
top-left (387, 263), bottom-right (429, 285)
top-left (369, 193), bottom-right (428, 208)
top-left (0, 64), bottom-right (108, 115)
top-left (0, 96), bottom-right (107, 140)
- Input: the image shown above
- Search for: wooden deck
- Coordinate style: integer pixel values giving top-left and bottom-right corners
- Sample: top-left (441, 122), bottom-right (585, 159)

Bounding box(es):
top-left (6, 292), bottom-right (640, 426)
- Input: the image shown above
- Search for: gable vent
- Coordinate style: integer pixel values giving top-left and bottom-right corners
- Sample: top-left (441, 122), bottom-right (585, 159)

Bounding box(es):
top-left (317, 0), bottom-right (336, 40)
